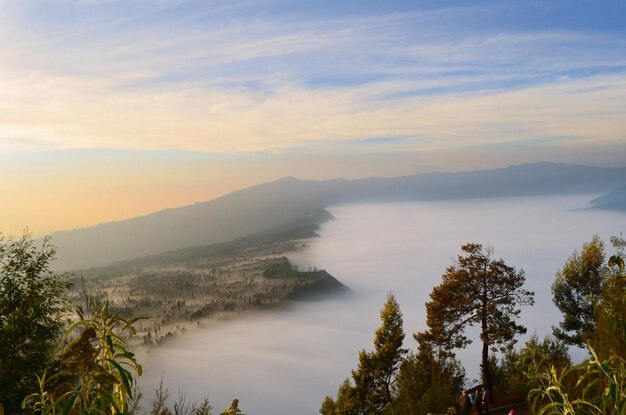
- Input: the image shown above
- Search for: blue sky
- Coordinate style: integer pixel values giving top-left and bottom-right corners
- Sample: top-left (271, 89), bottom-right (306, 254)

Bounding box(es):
top-left (1, 0), bottom-right (625, 233)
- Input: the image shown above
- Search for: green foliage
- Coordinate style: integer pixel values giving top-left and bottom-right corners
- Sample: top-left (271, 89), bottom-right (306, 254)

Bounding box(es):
top-left (422, 243), bottom-right (534, 394)
top-left (353, 293), bottom-right (407, 414)
top-left (526, 345), bottom-right (626, 415)
top-left (320, 379), bottom-right (359, 415)
top-left (590, 282), bottom-right (626, 361)
top-left (493, 335), bottom-right (572, 404)
top-left (593, 235), bottom-right (626, 360)
top-left (322, 294), bottom-right (463, 415)
top-left (552, 235), bottom-right (607, 346)
top-left (321, 293), bottom-right (407, 415)
top-left (0, 231), bottom-right (218, 415)
top-left (0, 231), bottom-right (71, 414)
top-left (320, 396), bottom-right (337, 415)
top-left (22, 300), bottom-right (145, 414)
top-left (552, 235), bottom-right (626, 359)
top-left (531, 236), bottom-right (626, 415)
top-left (385, 341), bottom-right (464, 415)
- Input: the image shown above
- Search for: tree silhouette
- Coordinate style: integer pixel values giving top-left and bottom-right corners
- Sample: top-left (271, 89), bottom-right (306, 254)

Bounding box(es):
top-left (422, 243), bottom-right (534, 398)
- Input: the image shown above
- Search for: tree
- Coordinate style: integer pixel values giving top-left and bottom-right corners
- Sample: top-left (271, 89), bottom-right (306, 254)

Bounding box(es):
top-left (551, 234), bottom-right (626, 356)
top-left (0, 231), bottom-right (70, 413)
top-left (494, 335), bottom-right (572, 404)
top-left (552, 235), bottom-right (607, 346)
top-left (591, 235), bottom-right (626, 360)
top-left (526, 235), bottom-right (626, 415)
top-left (386, 338), bottom-right (465, 415)
top-left (320, 379), bottom-right (358, 415)
top-left (321, 293), bottom-right (407, 415)
top-left (422, 243), bottom-right (534, 398)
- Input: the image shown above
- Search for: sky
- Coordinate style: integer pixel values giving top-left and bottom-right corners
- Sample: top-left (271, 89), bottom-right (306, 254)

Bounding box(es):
top-left (1, 0), bottom-right (626, 236)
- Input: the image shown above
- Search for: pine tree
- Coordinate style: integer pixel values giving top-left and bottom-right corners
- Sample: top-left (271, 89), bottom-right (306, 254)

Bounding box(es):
top-left (422, 243), bottom-right (534, 398)
top-left (321, 293), bottom-right (407, 415)
top-left (387, 338), bottom-right (464, 415)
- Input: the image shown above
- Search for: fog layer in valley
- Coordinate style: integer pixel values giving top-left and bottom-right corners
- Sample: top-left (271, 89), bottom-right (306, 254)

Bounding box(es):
top-left (138, 195), bottom-right (624, 415)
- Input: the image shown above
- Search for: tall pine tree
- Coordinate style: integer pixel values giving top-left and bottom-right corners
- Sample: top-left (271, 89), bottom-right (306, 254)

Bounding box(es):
top-left (321, 293), bottom-right (407, 415)
top-left (422, 243), bottom-right (533, 398)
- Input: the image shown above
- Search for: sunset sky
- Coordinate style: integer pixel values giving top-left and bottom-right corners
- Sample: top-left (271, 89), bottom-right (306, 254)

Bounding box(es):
top-left (1, 0), bottom-right (625, 236)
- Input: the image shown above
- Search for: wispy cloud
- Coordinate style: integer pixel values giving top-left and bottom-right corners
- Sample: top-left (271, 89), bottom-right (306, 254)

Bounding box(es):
top-left (4, 0), bottom-right (626, 235)
top-left (475, 135), bottom-right (584, 150)
top-left (1, 2), bottom-right (625, 153)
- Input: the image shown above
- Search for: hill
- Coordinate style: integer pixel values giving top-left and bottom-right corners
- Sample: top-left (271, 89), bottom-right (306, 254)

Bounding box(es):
top-left (590, 184), bottom-right (626, 211)
top-left (49, 162), bottom-right (626, 270)
top-left (77, 208), bottom-right (334, 276)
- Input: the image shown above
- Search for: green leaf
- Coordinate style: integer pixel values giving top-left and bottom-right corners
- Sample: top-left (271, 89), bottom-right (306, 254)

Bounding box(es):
top-left (107, 358), bottom-right (134, 397)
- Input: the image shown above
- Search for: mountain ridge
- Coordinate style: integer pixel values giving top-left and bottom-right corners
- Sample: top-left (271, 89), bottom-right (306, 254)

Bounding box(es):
top-left (47, 162), bottom-right (626, 270)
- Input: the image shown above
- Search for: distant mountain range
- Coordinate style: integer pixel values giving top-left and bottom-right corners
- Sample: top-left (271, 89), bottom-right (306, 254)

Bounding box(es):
top-left (49, 162), bottom-right (626, 270)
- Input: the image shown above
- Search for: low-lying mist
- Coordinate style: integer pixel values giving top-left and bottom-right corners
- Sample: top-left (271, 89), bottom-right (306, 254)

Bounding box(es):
top-left (138, 194), bottom-right (624, 414)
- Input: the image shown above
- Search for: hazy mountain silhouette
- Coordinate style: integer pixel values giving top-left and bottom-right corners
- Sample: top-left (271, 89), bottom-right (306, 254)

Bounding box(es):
top-left (590, 184), bottom-right (626, 211)
top-left (49, 162), bottom-right (626, 270)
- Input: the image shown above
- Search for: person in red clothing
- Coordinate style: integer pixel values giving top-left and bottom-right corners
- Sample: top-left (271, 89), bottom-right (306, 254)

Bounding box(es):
top-left (459, 390), bottom-right (471, 415)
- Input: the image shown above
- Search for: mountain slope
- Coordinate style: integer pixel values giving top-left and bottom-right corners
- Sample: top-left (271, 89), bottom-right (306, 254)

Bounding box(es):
top-left (590, 184), bottom-right (626, 211)
top-left (49, 162), bottom-right (626, 270)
